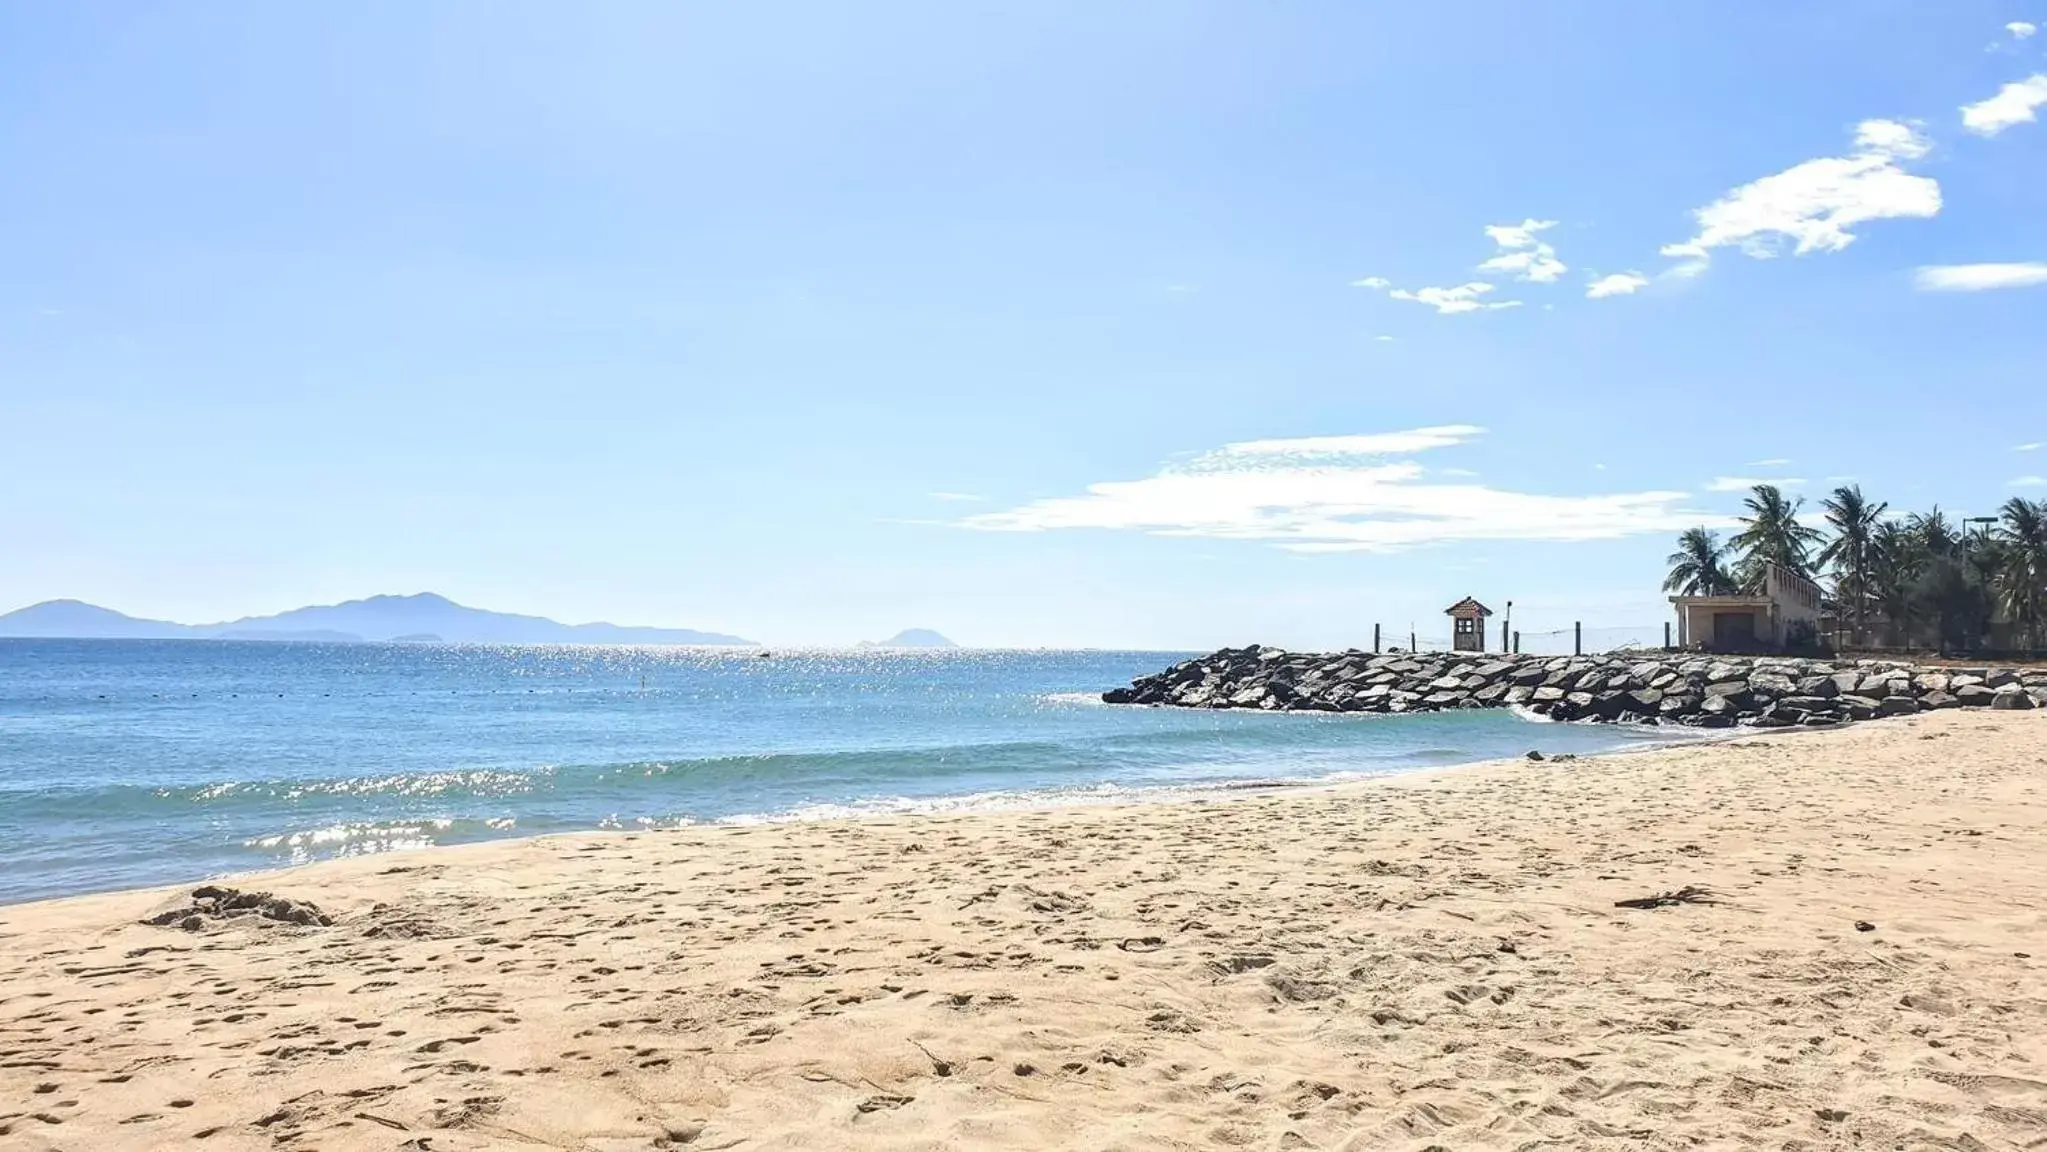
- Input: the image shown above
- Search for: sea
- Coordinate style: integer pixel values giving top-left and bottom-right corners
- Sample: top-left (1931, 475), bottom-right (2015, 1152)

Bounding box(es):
top-left (0, 640), bottom-right (1685, 906)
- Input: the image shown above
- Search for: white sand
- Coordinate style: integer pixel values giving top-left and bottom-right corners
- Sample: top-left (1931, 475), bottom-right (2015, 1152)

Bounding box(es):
top-left (3, 708), bottom-right (2045, 1150)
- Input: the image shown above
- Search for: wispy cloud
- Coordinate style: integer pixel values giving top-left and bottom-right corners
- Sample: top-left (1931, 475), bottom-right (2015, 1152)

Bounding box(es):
top-left (1962, 75), bottom-right (2047, 136)
top-left (928, 491), bottom-right (986, 502)
top-left (1745, 458), bottom-right (1793, 467)
top-left (1916, 262), bottom-right (2047, 291)
top-left (1374, 334), bottom-right (1395, 342)
top-left (1585, 271), bottom-right (1650, 299)
top-left (1707, 475), bottom-right (1806, 493)
top-left (961, 426), bottom-right (1717, 552)
top-left (1358, 280), bottom-right (1522, 315)
top-left (2013, 475), bottom-right (2047, 489)
top-left (1478, 219), bottom-right (1567, 283)
top-left (2016, 442), bottom-right (2043, 452)
top-left (2010, 21), bottom-right (2040, 40)
top-left (1661, 120), bottom-right (1939, 274)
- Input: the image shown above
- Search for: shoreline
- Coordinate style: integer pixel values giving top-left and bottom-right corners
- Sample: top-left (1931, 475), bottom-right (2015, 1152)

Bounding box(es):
top-left (2, 709), bottom-right (1711, 913)
top-left (4, 708), bottom-right (2042, 1149)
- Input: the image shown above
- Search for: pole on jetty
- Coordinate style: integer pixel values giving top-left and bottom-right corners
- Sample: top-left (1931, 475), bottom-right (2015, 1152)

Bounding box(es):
top-left (1373, 623), bottom-right (1381, 653)
top-left (1574, 621), bottom-right (1582, 656)
top-left (1513, 630), bottom-right (1520, 654)
top-left (1664, 621), bottom-right (1672, 650)
top-left (1410, 629), bottom-right (1417, 653)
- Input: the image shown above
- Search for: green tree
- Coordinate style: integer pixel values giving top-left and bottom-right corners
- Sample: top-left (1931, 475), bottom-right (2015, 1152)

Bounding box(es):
top-left (1663, 527), bottom-right (1737, 596)
top-left (1730, 484), bottom-right (1824, 592)
top-left (1867, 520), bottom-right (1921, 647)
top-left (1995, 497), bottom-right (2047, 649)
top-left (1815, 484), bottom-right (1887, 645)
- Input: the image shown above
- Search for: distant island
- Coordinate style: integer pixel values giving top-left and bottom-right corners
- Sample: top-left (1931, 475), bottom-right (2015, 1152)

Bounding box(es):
top-left (858, 628), bottom-right (958, 649)
top-left (0, 593), bottom-right (754, 646)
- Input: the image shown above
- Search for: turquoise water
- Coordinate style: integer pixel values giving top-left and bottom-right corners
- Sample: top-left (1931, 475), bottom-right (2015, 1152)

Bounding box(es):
top-left (0, 640), bottom-right (1675, 905)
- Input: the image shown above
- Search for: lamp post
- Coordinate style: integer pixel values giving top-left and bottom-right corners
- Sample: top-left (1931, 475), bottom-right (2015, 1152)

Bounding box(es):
top-left (1503, 600), bottom-right (1512, 653)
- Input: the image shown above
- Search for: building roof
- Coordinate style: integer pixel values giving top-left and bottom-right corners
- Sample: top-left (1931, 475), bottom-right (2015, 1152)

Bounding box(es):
top-left (1443, 596), bottom-right (1493, 617)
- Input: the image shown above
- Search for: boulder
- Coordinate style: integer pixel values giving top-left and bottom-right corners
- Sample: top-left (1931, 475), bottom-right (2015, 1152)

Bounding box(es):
top-left (1954, 684), bottom-right (1998, 707)
top-left (1917, 690), bottom-right (1958, 710)
top-left (1795, 675), bottom-right (1840, 698)
top-left (1990, 687), bottom-right (2036, 711)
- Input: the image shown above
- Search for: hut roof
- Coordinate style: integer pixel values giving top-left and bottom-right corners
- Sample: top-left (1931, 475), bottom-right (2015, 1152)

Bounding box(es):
top-left (1443, 596), bottom-right (1494, 617)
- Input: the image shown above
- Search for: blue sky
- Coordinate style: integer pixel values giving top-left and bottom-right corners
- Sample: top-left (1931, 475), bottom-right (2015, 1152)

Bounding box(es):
top-left (3, 1), bottom-right (2044, 648)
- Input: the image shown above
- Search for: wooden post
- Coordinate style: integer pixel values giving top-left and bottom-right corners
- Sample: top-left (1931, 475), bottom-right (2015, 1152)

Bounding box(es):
top-left (1410, 629), bottom-right (1417, 653)
top-left (1373, 623), bottom-right (1380, 653)
top-left (1574, 621), bottom-right (1582, 656)
top-left (1513, 630), bottom-right (1520, 654)
top-left (1664, 621), bottom-right (1672, 650)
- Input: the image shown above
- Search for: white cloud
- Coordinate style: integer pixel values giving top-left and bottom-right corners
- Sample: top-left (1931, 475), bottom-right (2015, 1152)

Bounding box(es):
top-left (1662, 120), bottom-right (1939, 272)
top-left (2007, 21), bottom-right (2038, 40)
top-left (961, 426), bottom-right (1717, 552)
top-left (1962, 74), bottom-right (2047, 136)
top-left (1351, 276), bottom-right (1392, 289)
top-left (1745, 457), bottom-right (1793, 467)
top-left (1478, 218), bottom-right (1568, 283)
top-left (928, 491), bottom-right (985, 502)
top-left (2013, 475), bottom-right (2047, 488)
top-left (1211, 426), bottom-right (1485, 460)
top-left (1387, 282), bottom-right (1522, 314)
top-left (1585, 271), bottom-right (1650, 298)
top-left (1915, 262), bottom-right (2047, 291)
top-left (2016, 442), bottom-right (2043, 452)
top-left (1706, 475), bottom-right (1806, 492)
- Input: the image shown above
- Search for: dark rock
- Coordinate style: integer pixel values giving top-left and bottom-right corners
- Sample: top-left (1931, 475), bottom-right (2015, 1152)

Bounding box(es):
top-left (1955, 684), bottom-right (1998, 707)
top-left (1795, 675), bottom-right (1840, 698)
top-left (1991, 687), bottom-right (2036, 711)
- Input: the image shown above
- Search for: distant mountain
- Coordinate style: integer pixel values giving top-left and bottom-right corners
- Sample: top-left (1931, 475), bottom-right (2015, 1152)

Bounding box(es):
top-left (0, 599), bottom-right (194, 639)
top-left (0, 593), bottom-right (754, 646)
top-left (860, 628), bottom-right (958, 649)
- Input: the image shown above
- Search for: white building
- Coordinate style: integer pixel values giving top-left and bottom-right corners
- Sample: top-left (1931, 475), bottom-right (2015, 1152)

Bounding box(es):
top-left (1670, 563), bottom-right (1823, 652)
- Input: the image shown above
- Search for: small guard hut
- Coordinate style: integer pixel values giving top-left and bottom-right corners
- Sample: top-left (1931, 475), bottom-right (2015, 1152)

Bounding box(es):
top-left (1444, 596), bottom-right (1493, 652)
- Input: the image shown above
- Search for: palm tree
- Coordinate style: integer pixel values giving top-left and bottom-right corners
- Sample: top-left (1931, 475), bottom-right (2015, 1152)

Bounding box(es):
top-left (1815, 484), bottom-right (1887, 645)
top-left (1868, 520), bottom-right (1921, 647)
top-left (1663, 527), bottom-right (1737, 596)
top-left (1907, 507), bottom-right (1959, 559)
top-left (1729, 484), bottom-right (1824, 592)
top-left (1996, 497), bottom-right (2047, 649)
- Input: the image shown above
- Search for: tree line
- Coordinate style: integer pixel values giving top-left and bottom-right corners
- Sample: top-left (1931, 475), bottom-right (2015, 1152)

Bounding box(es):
top-left (1663, 484), bottom-right (2047, 653)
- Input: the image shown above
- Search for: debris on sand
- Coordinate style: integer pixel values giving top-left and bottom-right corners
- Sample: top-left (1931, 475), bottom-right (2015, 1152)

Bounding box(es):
top-left (141, 885), bottom-right (333, 930)
top-left (1613, 885), bottom-right (1720, 910)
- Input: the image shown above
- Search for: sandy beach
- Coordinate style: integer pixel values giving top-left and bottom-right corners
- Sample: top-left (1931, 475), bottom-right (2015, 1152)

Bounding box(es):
top-left (3, 709), bottom-right (2044, 1151)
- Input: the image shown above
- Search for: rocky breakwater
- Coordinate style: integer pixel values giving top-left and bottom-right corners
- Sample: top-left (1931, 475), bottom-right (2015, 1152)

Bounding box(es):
top-left (1103, 647), bottom-right (2047, 728)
